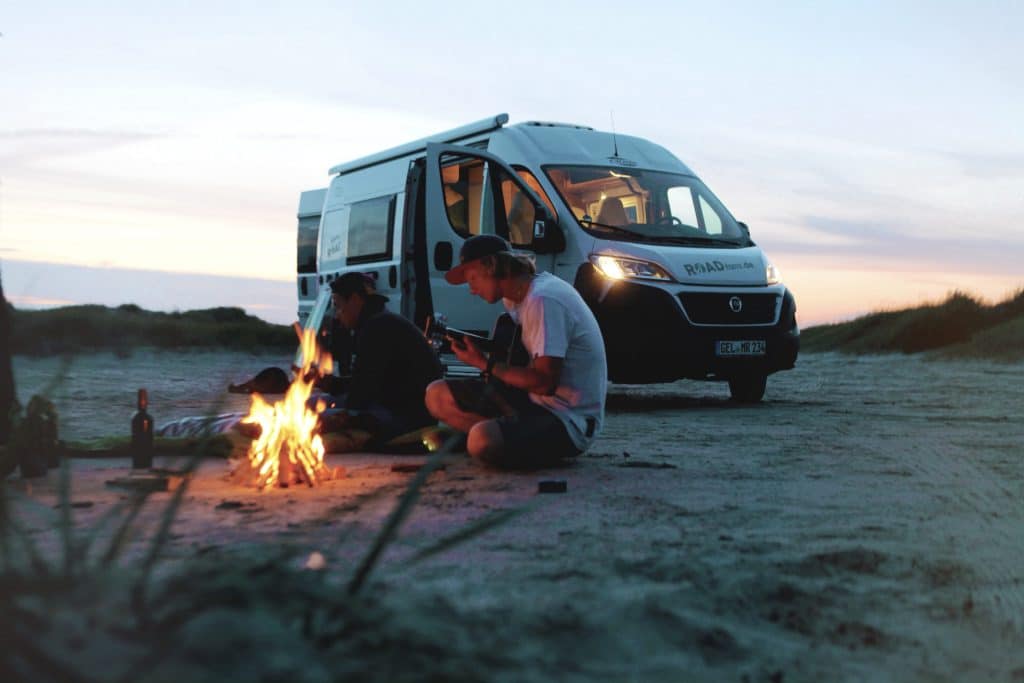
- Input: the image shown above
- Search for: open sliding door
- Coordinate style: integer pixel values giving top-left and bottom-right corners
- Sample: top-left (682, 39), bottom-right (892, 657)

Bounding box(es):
top-left (423, 142), bottom-right (562, 331)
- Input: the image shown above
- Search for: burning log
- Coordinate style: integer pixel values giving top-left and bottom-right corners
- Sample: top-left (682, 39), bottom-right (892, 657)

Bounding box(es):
top-left (232, 327), bottom-right (338, 488)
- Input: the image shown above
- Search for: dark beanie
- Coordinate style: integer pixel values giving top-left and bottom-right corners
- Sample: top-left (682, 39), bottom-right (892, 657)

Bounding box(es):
top-left (330, 272), bottom-right (376, 297)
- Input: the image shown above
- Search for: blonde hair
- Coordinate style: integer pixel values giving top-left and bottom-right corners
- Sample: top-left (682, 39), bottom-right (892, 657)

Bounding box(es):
top-left (480, 251), bottom-right (536, 279)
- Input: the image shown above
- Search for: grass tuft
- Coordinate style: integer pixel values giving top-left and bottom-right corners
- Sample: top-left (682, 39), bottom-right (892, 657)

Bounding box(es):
top-left (10, 304), bottom-right (295, 356)
top-left (801, 287), bottom-right (1024, 359)
top-left (2, 433), bottom-right (523, 682)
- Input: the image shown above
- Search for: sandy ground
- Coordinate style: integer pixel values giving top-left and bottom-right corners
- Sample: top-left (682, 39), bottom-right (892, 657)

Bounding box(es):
top-left (7, 350), bottom-right (1024, 682)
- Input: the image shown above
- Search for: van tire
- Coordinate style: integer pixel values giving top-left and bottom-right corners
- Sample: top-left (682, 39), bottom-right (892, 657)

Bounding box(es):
top-left (728, 375), bottom-right (766, 403)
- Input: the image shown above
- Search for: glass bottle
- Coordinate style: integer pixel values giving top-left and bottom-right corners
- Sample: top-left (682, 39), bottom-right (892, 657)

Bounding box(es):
top-left (131, 388), bottom-right (154, 469)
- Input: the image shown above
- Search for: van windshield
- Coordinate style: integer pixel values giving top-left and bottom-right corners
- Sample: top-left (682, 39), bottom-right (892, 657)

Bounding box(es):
top-left (544, 166), bottom-right (749, 246)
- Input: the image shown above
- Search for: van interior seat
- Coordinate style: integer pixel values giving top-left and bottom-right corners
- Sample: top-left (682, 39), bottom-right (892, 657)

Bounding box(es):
top-left (597, 196), bottom-right (629, 226)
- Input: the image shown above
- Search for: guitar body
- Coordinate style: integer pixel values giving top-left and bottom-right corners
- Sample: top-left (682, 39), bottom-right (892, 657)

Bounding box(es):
top-left (489, 313), bottom-right (529, 368)
top-left (425, 313), bottom-right (529, 370)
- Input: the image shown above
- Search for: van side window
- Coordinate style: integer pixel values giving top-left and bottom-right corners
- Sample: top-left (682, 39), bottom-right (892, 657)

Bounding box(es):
top-left (499, 175), bottom-right (536, 247)
top-left (441, 156), bottom-right (485, 237)
top-left (297, 214), bottom-right (319, 273)
top-left (440, 154), bottom-right (541, 246)
top-left (347, 195), bottom-right (395, 264)
top-left (507, 168), bottom-right (557, 248)
top-left (512, 168), bottom-right (556, 215)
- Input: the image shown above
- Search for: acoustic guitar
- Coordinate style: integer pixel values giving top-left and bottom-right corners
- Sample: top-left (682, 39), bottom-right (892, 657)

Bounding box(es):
top-left (424, 313), bottom-right (529, 369)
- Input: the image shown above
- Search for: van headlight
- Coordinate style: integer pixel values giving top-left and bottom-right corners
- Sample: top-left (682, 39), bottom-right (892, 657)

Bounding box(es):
top-left (766, 262), bottom-right (782, 285)
top-left (591, 255), bottom-right (673, 281)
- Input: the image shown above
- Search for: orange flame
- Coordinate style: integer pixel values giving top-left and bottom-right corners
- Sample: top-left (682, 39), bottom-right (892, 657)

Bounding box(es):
top-left (238, 327), bottom-right (334, 488)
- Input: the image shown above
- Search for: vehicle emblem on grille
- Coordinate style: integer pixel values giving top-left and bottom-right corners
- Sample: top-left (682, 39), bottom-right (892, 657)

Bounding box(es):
top-left (729, 296), bottom-right (743, 313)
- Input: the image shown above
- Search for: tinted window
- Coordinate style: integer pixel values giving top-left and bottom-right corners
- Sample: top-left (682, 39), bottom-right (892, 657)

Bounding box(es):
top-left (347, 195), bottom-right (395, 264)
top-left (441, 155), bottom-right (485, 236)
top-left (439, 153), bottom-right (541, 247)
top-left (297, 215), bottom-right (319, 273)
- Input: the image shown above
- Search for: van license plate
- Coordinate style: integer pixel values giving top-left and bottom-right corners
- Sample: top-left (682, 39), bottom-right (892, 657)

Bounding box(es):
top-left (716, 340), bottom-right (766, 356)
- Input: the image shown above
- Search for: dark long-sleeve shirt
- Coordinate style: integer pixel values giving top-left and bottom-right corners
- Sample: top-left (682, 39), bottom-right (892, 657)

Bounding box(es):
top-left (344, 295), bottom-right (442, 428)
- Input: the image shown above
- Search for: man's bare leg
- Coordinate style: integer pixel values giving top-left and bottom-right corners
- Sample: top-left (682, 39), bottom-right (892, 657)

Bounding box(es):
top-left (424, 380), bottom-right (489, 434)
top-left (467, 420), bottom-right (505, 462)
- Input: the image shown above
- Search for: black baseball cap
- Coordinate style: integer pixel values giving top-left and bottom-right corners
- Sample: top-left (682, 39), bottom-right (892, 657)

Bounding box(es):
top-left (330, 272), bottom-right (377, 297)
top-left (445, 234), bottom-right (512, 285)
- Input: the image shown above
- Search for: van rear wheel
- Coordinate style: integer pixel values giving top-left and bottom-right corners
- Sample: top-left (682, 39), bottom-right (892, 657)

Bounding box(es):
top-left (728, 375), bottom-right (767, 403)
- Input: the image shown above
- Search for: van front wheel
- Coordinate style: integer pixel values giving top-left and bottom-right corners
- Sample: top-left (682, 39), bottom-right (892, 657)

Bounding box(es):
top-left (728, 375), bottom-right (767, 403)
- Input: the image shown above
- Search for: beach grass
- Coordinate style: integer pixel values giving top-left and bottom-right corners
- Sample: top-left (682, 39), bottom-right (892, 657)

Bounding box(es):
top-left (9, 304), bottom-right (295, 356)
top-left (800, 288), bottom-right (1024, 359)
top-left (932, 314), bottom-right (1024, 362)
top-left (0, 425), bottom-right (517, 682)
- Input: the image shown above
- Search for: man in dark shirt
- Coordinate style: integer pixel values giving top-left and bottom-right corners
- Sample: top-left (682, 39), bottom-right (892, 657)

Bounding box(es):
top-left (318, 272), bottom-right (441, 444)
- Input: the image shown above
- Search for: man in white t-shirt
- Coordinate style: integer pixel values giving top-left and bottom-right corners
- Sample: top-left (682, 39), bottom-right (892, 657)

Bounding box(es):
top-left (425, 235), bottom-right (607, 468)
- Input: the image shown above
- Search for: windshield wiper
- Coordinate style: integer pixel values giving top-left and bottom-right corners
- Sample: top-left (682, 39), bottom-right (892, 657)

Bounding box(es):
top-left (646, 235), bottom-right (747, 247)
top-left (583, 220), bottom-right (651, 240)
top-left (584, 221), bottom-right (750, 247)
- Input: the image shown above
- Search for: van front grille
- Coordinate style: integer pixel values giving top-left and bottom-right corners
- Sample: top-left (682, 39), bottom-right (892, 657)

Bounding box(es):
top-left (678, 292), bottom-right (778, 325)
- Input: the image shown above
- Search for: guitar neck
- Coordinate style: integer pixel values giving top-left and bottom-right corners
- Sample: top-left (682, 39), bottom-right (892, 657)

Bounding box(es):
top-left (426, 315), bottom-right (526, 365)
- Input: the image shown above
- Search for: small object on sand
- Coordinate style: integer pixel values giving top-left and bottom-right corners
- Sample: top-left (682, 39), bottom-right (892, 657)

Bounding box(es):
top-left (54, 501), bottom-right (94, 509)
top-left (390, 462), bottom-right (445, 473)
top-left (615, 461), bottom-right (677, 469)
top-left (538, 480), bottom-right (567, 494)
top-left (105, 472), bottom-right (185, 493)
top-left (216, 500), bottom-right (245, 510)
top-left (304, 551), bottom-right (327, 571)
top-left (228, 367), bottom-right (290, 395)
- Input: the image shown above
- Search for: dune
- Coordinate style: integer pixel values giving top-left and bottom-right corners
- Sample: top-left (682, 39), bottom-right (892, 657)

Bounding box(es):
top-left (801, 288), bottom-right (1024, 360)
top-left (8, 304), bottom-right (295, 356)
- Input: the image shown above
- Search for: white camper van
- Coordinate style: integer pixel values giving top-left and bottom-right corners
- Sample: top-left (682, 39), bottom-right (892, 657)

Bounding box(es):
top-left (299, 114), bottom-right (798, 401)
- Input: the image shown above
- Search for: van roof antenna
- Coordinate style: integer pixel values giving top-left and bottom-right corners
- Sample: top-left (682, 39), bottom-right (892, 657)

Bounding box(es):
top-left (610, 110), bottom-right (619, 157)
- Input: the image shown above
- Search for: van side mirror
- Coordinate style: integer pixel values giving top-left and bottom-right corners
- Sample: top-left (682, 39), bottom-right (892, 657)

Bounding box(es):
top-left (738, 221), bottom-right (750, 238)
top-left (532, 217), bottom-right (565, 254)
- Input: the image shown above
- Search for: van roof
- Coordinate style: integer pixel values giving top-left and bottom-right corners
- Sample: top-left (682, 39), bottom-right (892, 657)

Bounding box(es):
top-left (327, 114), bottom-right (693, 177)
top-left (498, 122), bottom-right (693, 175)
top-left (297, 188), bottom-right (327, 218)
top-left (329, 114), bottom-right (509, 176)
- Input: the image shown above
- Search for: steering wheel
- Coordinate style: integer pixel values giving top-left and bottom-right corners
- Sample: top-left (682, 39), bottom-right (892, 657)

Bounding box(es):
top-left (655, 215), bottom-right (684, 226)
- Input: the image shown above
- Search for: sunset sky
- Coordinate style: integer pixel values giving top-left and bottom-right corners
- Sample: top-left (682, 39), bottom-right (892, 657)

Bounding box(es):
top-left (2, 1), bottom-right (1022, 326)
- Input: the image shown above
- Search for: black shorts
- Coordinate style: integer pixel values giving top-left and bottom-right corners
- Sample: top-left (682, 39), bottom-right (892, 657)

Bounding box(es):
top-left (446, 378), bottom-right (580, 469)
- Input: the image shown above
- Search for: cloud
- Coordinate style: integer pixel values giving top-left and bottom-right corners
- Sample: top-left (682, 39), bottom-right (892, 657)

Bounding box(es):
top-left (939, 150), bottom-right (1024, 180)
top-left (7, 294), bottom-right (77, 308)
top-left (0, 129), bottom-right (156, 142)
top-left (0, 127), bottom-right (163, 167)
top-left (2, 259), bottom-right (296, 324)
top-left (802, 216), bottom-right (906, 243)
top-left (763, 214), bottom-right (1024, 277)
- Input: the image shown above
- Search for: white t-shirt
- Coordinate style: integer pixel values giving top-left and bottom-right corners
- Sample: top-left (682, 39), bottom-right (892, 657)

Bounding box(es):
top-left (504, 272), bottom-right (607, 451)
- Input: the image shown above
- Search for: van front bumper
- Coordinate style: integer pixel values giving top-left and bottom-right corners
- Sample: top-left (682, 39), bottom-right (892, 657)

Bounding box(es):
top-left (575, 263), bottom-right (799, 384)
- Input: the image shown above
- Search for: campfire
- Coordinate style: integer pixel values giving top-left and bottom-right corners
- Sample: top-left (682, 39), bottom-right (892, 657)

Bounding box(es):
top-left (233, 327), bottom-right (337, 488)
